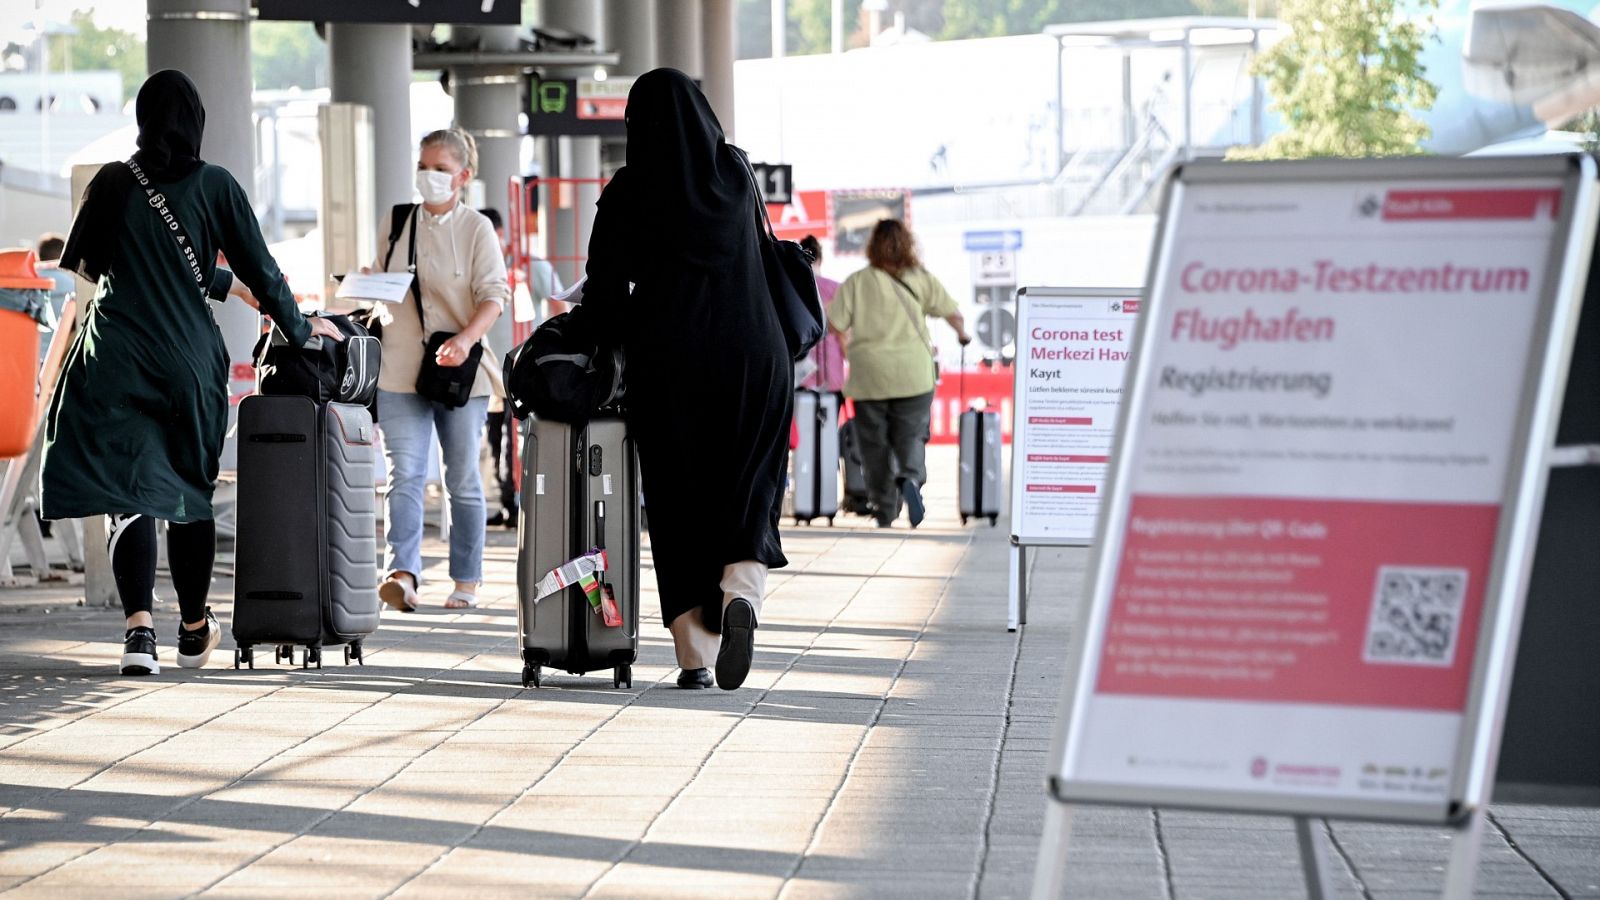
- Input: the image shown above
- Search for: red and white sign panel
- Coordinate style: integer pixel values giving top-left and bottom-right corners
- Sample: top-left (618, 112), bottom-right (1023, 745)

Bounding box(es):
top-left (1010, 289), bottom-right (1139, 545)
top-left (1051, 158), bottom-right (1598, 823)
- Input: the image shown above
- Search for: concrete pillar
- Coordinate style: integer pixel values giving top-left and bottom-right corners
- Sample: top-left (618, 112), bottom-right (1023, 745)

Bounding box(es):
top-left (701, 0), bottom-right (736, 140)
top-left (328, 24), bottom-right (413, 212)
top-left (146, 0), bottom-right (257, 470)
top-left (771, 0), bottom-right (785, 58)
top-left (537, 1), bottom-right (606, 292)
top-left (657, 0), bottom-right (703, 78)
top-left (451, 25), bottom-right (523, 356)
top-left (607, 0), bottom-right (657, 75)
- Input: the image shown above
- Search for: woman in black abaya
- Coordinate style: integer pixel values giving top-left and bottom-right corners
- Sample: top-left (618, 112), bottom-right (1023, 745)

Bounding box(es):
top-left (582, 68), bottom-right (790, 691)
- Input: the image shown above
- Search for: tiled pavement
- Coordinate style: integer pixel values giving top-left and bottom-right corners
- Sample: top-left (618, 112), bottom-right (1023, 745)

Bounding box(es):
top-left (1, 446), bottom-right (1597, 898)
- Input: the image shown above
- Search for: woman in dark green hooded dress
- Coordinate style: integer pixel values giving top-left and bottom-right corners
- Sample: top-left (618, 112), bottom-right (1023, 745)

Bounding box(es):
top-left (43, 70), bottom-right (342, 676)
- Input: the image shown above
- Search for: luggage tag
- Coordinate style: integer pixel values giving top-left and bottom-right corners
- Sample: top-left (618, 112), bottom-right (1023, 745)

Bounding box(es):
top-left (598, 583), bottom-right (623, 628)
top-left (532, 548), bottom-right (610, 603)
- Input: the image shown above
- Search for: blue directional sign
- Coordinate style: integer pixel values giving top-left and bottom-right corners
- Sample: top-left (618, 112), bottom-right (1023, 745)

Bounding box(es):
top-left (964, 229), bottom-right (1024, 252)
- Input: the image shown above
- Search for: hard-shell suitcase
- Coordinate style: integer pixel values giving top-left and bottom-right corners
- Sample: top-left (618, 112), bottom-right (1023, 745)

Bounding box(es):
top-left (959, 407), bottom-right (1003, 527)
top-left (792, 389), bottom-right (840, 525)
top-left (232, 396), bottom-right (381, 668)
top-left (516, 416), bottom-right (641, 689)
top-left (838, 418), bottom-right (873, 516)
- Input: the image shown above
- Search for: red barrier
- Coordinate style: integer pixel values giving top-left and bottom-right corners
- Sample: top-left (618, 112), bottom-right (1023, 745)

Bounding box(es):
top-left (928, 365), bottom-right (1015, 445)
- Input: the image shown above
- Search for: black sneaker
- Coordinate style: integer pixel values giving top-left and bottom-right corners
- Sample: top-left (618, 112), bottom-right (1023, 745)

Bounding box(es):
top-left (900, 478), bottom-right (926, 528)
top-left (716, 599), bottom-right (758, 691)
top-left (121, 626), bottom-right (159, 676)
top-left (176, 607), bottom-right (221, 669)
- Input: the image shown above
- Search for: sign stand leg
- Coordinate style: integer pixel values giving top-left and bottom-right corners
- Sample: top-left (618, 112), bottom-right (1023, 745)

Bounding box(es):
top-left (1293, 816), bottom-right (1337, 900)
top-left (1029, 799), bottom-right (1074, 900)
top-left (81, 516), bottom-right (116, 608)
top-left (1008, 543), bottom-right (1028, 632)
top-left (1441, 807), bottom-right (1486, 899)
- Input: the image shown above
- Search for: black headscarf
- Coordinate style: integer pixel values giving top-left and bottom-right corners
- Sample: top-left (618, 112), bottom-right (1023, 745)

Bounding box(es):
top-left (614, 68), bottom-right (754, 263)
top-left (61, 70), bottom-right (207, 282)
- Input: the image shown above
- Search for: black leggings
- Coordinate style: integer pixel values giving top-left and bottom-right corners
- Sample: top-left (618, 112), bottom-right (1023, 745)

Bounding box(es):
top-left (107, 514), bottom-right (215, 623)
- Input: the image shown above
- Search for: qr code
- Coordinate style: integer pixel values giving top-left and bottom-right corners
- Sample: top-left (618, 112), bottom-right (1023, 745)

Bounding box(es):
top-left (1362, 567), bottom-right (1468, 667)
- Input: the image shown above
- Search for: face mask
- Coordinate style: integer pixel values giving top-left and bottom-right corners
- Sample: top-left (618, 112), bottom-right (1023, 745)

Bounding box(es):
top-left (416, 169), bottom-right (457, 205)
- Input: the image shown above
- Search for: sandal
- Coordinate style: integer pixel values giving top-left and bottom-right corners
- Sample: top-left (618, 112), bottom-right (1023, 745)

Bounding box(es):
top-left (444, 590), bottom-right (479, 609)
top-left (379, 573), bottom-right (419, 612)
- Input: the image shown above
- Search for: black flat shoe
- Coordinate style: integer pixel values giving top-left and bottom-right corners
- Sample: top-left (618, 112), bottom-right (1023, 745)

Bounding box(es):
top-left (716, 598), bottom-right (757, 691)
top-left (677, 667), bottom-right (713, 689)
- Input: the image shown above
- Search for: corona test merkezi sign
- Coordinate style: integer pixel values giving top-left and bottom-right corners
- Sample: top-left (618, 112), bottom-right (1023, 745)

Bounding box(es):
top-left (255, 0), bottom-right (520, 24)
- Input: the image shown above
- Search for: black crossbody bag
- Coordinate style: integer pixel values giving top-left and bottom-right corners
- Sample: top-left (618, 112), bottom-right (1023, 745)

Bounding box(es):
top-left (384, 203), bottom-right (483, 409)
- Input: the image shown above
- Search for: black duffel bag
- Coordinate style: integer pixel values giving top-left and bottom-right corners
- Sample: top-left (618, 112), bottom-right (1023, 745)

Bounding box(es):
top-left (253, 312), bottom-right (381, 410)
top-left (503, 307), bottom-right (624, 423)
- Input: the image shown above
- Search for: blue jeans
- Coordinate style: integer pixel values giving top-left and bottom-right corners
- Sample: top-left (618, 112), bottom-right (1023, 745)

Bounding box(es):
top-left (377, 389), bottom-right (489, 585)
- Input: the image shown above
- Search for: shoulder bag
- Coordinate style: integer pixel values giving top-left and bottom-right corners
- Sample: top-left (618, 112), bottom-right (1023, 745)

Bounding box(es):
top-left (736, 152), bottom-right (825, 362)
top-left (887, 271), bottom-right (939, 384)
top-left (385, 203), bottom-right (483, 409)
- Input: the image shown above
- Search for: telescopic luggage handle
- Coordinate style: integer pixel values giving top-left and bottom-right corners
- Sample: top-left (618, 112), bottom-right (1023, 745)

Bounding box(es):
top-left (960, 342), bottom-right (967, 411)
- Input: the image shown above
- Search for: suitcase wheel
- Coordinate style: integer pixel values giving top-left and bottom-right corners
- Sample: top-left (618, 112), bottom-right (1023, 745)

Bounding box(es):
top-left (989, 515), bottom-right (998, 527)
top-left (302, 646), bottom-right (322, 669)
top-left (613, 664), bottom-right (633, 690)
top-left (234, 646), bottom-right (253, 670)
top-left (827, 516), bottom-right (835, 527)
top-left (961, 515), bottom-right (970, 525)
top-left (346, 641), bottom-right (364, 666)
top-left (275, 645), bottom-right (293, 665)
top-left (522, 664), bottom-right (542, 689)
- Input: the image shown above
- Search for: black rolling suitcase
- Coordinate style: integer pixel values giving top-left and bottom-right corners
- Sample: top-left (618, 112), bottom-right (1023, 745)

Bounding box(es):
top-left (516, 416), bottom-right (641, 689)
top-left (232, 396), bottom-right (382, 668)
top-left (838, 417), bottom-right (873, 516)
top-left (792, 389), bottom-right (841, 525)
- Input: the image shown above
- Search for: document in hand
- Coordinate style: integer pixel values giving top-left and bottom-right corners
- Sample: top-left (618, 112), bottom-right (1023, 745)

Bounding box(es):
top-left (335, 271), bottom-right (415, 304)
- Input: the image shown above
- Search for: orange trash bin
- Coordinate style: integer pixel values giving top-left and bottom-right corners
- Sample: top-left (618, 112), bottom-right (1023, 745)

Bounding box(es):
top-left (0, 249), bottom-right (52, 459)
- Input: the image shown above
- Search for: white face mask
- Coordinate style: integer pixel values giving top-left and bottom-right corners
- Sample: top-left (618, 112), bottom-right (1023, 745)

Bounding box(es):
top-left (416, 169), bottom-right (457, 205)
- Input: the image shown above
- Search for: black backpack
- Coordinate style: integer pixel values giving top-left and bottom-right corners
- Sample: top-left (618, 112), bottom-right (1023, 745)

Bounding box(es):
top-left (253, 312), bottom-right (381, 411)
top-left (503, 307), bottom-right (624, 423)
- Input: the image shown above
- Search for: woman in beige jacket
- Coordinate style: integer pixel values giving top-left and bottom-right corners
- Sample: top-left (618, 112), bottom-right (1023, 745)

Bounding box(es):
top-left (368, 128), bottom-right (508, 612)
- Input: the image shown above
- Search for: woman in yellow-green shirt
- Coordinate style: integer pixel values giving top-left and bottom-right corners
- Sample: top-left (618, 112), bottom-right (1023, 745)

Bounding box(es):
top-left (827, 219), bottom-right (970, 528)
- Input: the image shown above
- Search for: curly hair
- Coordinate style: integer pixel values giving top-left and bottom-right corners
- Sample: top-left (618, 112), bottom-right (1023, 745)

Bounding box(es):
top-left (865, 219), bottom-right (919, 277)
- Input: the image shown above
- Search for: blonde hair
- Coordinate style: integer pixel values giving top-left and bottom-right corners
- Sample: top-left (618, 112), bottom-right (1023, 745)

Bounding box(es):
top-left (420, 128), bottom-right (478, 175)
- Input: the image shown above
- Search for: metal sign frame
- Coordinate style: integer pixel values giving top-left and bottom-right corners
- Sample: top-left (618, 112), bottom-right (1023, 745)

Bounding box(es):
top-left (1033, 155), bottom-right (1599, 899)
top-left (1007, 286), bottom-right (1141, 633)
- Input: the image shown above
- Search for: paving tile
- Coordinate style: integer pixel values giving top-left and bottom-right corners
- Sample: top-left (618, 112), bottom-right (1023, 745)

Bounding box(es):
top-left (0, 447), bottom-right (1595, 897)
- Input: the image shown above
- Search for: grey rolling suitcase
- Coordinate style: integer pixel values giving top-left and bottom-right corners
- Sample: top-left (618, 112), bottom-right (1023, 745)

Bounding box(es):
top-left (959, 407), bottom-right (1002, 527)
top-left (516, 416), bottom-right (641, 689)
top-left (792, 389), bottom-right (841, 525)
top-left (233, 396), bottom-right (381, 668)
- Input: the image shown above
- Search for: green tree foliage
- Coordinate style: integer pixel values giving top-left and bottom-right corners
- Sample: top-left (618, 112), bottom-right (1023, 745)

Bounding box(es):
top-left (46, 9), bottom-right (145, 100)
top-left (43, 10), bottom-right (325, 97)
top-left (1231, 0), bottom-right (1438, 159)
top-left (252, 21), bottom-right (326, 91)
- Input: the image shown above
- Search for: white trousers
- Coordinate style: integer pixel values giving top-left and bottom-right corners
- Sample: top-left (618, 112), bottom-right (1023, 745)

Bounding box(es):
top-left (668, 560), bottom-right (767, 670)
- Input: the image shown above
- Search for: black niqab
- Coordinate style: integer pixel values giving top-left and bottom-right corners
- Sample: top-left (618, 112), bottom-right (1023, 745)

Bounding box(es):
top-left (61, 70), bottom-right (207, 282)
top-left (618, 68), bottom-right (752, 259)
